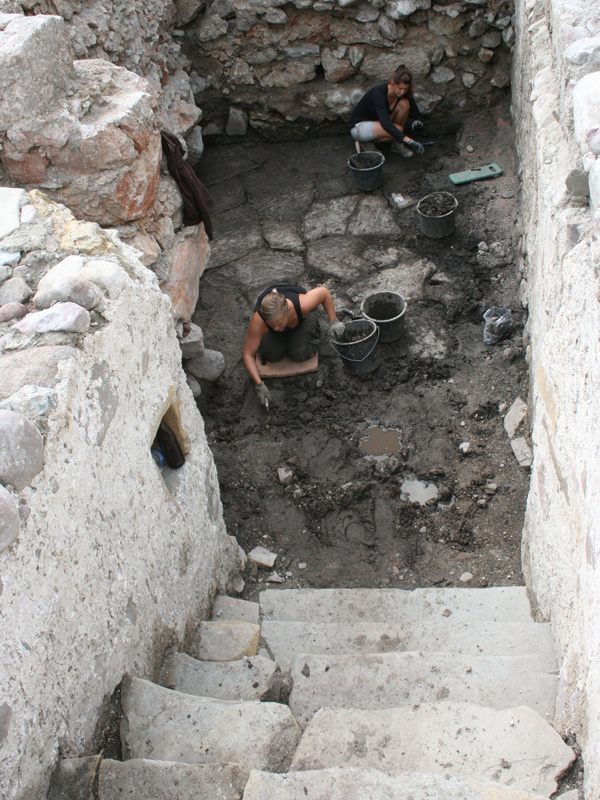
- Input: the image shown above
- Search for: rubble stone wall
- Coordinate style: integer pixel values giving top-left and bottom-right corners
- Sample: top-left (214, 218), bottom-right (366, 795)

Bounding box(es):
top-left (0, 188), bottom-right (244, 800)
top-left (188, 0), bottom-right (516, 137)
top-left (513, 0), bottom-right (600, 796)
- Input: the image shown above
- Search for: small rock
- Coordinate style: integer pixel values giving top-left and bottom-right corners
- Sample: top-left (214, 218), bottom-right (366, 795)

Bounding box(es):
top-left (293, 488), bottom-right (304, 500)
top-left (266, 571), bottom-right (284, 583)
top-left (0, 277), bottom-right (32, 306)
top-left (248, 546), bottom-right (277, 568)
top-left (511, 436), bottom-right (533, 468)
top-left (13, 302), bottom-right (90, 335)
top-left (504, 397), bottom-right (528, 439)
top-left (459, 441), bottom-right (472, 454)
top-left (0, 485), bottom-right (19, 553)
top-left (185, 349), bottom-right (226, 382)
top-left (33, 276), bottom-right (101, 311)
top-left (0, 410), bottom-right (44, 490)
top-left (0, 251), bottom-right (20, 267)
top-left (484, 483), bottom-right (498, 495)
top-left (0, 385), bottom-right (58, 421)
top-left (0, 302), bottom-right (27, 323)
top-left (466, 144), bottom-right (474, 153)
top-left (460, 571), bottom-right (474, 582)
top-left (179, 323), bottom-right (205, 359)
top-left (277, 465), bottom-right (293, 485)
top-left (477, 498), bottom-right (488, 508)
top-left (298, 562), bottom-right (307, 570)
top-left (185, 373), bottom-right (202, 398)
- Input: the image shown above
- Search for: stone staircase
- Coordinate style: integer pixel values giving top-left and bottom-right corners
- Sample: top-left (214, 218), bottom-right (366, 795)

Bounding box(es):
top-left (48, 588), bottom-right (576, 800)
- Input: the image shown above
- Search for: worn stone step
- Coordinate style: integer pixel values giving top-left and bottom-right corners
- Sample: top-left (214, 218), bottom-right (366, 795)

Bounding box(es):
top-left (290, 703), bottom-right (575, 797)
top-left (260, 587), bottom-right (535, 624)
top-left (289, 652), bottom-right (558, 725)
top-left (161, 652), bottom-right (278, 701)
top-left (121, 677), bottom-right (300, 772)
top-left (213, 596), bottom-right (260, 624)
top-left (242, 767), bottom-right (551, 800)
top-left (99, 758), bottom-right (247, 800)
top-left (190, 620), bottom-right (260, 661)
top-left (261, 620), bottom-right (556, 671)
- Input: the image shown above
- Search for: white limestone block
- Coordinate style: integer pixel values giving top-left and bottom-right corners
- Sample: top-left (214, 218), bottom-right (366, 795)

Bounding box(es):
top-left (190, 620), bottom-right (259, 661)
top-left (0, 276), bottom-right (31, 305)
top-left (33, 276), bottom-right (102, 311)
top-left (504, 397), bottom-right (528, 438)
top-left (565, 37), bottom-right (600, 67)
top-left (511, 436), bottom-right (533, 468)
top-left (13, 302), bottom-right (90, 334)
top-left (249, 546), bottom-right (277, 568)
top-left (0, 188), bottom-right (25, 240)
top-left (0, 385), bottom-right (58, 421)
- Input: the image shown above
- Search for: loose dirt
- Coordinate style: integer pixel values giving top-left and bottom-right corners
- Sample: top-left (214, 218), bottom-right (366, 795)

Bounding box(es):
top-left (195, 96), bottom-right (529, 601)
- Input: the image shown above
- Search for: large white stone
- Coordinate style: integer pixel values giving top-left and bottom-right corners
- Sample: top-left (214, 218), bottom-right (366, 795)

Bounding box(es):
top-left (121, 677), bottom-right (300, 770)
top-left (161, 652), bottom-right (277, 700)
top-left (13, 302), bottom-right (91, 334)
top-left (0, 484), bottom-right (19, 553)
top-left (0, 188), bottom-right (25, 239)
top-left (291, 703), bottom-right (574, 796)
top-left (573, 72), bottom-right (600, 155)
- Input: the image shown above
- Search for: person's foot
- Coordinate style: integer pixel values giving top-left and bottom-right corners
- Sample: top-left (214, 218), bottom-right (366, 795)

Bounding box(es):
top-left (390, 141), bottom-right (414, 158)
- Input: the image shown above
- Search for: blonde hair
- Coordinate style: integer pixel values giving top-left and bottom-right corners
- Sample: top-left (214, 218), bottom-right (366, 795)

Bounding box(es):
top-left (260, 289), bottom-right (288, 321)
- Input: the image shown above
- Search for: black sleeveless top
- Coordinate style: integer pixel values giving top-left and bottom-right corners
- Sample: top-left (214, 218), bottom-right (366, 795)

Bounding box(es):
top-left (255, 285), bottom-right (307, 331)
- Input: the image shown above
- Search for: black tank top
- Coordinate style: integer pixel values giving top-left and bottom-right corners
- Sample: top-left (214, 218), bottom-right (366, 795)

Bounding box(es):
top-left (255, 285), bottom-right (307, 331)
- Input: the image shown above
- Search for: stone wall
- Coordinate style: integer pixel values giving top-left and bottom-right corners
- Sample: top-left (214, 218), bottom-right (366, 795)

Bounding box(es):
top-left (187, 0), bottom-right (515, 137)
top-left (0, 188), bottom-right (244, 800)
top-left (512, 1), bottom-right (600, 797)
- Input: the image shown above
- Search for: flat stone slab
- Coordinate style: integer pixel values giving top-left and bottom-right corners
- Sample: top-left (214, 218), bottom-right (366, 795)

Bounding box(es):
top-left (0, 188), bottom-right (25, 239)
top-left (302, 196), bottom-right (358, 241)
top-left (261, 620), bottom-right (555, 671)
top-left (213, 596), bottom-right (260, 624)
top-left (289, 652), bottom-right (558, 724)
top-left (243, 767), bottom-right (550, 800)
top-left (305, 237), bottom-right (364, 281)
top-left (121, 677), bottom-right (300, 771)
top-left (260, 587), bottom-right (536, 624)
top-left (290, 703), bottom-right (574, 797)
top-left (347, 196), bottom-right (401, 236)
top-left (161, 652), bottom-right (277, 701)
top-left (190, 621), bottom-right (259, 661)
top-left (99, 758), bottom-right (247, 800)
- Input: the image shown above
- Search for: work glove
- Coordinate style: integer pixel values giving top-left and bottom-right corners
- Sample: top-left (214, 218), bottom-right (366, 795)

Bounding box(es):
top-left (410, 120), bottom-right (424, 132)
top-left (255, 382), bottom-right (272, 407)
top-left (328, 319), bottom-right (346, 340)
top-left (405, 138), bottom-right (425, 156)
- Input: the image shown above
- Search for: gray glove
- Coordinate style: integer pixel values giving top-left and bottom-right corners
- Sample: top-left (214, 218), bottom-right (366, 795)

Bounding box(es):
top-left (255, 382), bottom-right (272, 407)
top-left (410, 120), bottom-right (424, 132)
top-left (405, 138), bottom-right (425, 155)
top-left (329, 319), bottom-right (346, 340)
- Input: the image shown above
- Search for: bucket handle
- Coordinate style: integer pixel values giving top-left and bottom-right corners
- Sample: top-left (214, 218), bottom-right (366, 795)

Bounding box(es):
top-left (330, 327), bottom-right (380, 362)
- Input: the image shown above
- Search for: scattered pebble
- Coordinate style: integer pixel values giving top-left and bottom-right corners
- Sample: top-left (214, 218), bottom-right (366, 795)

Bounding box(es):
top-left (459, 441), bottom-right (472, 454)
top-left (248, 546), bottom-right (277, 568)
top-left (266, 571), bottom-right (284, 583)
top-left (298, 562), bottom-right (307, 569)
top-left (484, 483), bottom-right (498, 495)
top-left (278, 465), bottom-right (293, 485)
top-left (477, 498), bottom-right (488, 508)
top-left (460, 571), bottom-right (474, 582)
top-left (466, 144), bottom-right (474, 153)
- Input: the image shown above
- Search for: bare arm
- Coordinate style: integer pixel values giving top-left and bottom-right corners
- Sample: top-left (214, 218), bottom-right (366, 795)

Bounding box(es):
top-left (242, 312), bottom-right (269, 385)
top-left (299, 287), bottom-right (338, 321)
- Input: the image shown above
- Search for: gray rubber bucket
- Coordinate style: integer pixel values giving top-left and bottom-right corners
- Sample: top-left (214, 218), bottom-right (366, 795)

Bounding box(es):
top-left (360, 291), bottom-right (407, 343)
top-left (416, 192), bottom-right (458, 238)
top-left (348, 152), bottom-right (385, 191)
top-left (331, 319), bottom-right (381, 376)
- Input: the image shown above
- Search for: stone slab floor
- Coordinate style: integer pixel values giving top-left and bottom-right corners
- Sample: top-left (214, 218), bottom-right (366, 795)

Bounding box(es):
top-left (193, 96), bottom-right (530, 598)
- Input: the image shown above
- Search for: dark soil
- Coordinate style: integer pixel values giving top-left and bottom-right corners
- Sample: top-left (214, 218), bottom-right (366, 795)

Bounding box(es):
top-left (195, 96), bottom-right (529, 600)
top-left (349, 152), bottom-right (385, 170)
top-left (418, 192), bottom-right (458, 217)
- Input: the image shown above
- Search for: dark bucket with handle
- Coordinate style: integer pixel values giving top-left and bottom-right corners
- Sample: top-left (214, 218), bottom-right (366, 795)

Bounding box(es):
top-left (331, 319), bottom-right (381, 376)
top-left (348, 152), bottom-right (385, 191)
top-left (360, 291), bottom-right (407, 343)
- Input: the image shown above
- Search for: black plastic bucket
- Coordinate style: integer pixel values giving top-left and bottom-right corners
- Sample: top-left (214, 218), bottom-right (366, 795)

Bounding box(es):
top-left (331, 319), bottom-right (380, 376)
top-left (416, 192), bottom-right (458, 238)
top-left (348, 152), bottom-right (385, 191)
top-left (360, 291), bottom-right (407, 343)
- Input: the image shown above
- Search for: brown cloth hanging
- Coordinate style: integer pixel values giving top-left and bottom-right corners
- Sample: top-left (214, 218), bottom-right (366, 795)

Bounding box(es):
top-left (160, 130), bottom-right (214, 240)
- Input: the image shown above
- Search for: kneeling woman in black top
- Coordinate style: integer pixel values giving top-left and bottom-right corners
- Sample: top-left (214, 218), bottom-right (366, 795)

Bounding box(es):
top-left (349, 64), bottom-right (425, 157)
top-left (242, 285), bottom-right (344, 406)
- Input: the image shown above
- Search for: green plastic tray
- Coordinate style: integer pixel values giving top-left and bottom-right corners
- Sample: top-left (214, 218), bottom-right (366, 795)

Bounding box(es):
top-left (449, 163), bottom-right (503, 185)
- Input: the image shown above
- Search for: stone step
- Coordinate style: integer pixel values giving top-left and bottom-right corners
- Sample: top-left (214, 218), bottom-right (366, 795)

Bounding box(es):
top-left (242, 767), bottom-right (551, 800)
top-left (260, 587), bottom-right (536, 624)
top-left (289, 703), bottom-right (575, 797)
top-left (213, 596), bottom-right (260, 624)
top-left (261, 620), bottom-right (556, 671)
top-left (121, 677), bottom-right (300, 772)
top-left (190, 620), bottom-right (260, 661)
top-left (161, 652), bottom-right (278, 701)
top-left (99, 758), bottom-right (247, 800)
top-left (288, 652), bottom-right (558, 725)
